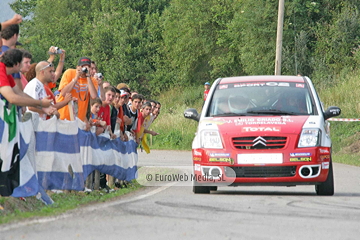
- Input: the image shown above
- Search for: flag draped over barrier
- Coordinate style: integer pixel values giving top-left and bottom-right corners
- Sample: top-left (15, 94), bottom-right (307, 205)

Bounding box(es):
top-left (0, 100), bottom-right (138, 197)
top-left (0, 103), bottom-right (20, 196)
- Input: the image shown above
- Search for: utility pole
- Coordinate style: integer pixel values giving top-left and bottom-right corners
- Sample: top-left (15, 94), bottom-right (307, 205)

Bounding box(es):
top-left (275, 0), bottom-right (285, 75)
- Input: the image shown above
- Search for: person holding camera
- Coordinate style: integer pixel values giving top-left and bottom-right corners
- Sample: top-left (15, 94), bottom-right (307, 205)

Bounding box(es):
top-left (47, 46), bottom-right (66, 83)
top-left (57, 57), bottom-right (98, 121)
top-left (90, 60), bottom-right (105, 101)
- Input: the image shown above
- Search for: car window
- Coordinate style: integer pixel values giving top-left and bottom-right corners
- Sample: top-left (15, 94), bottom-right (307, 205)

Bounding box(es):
top-left (208, 82), bottom-right (316, 117)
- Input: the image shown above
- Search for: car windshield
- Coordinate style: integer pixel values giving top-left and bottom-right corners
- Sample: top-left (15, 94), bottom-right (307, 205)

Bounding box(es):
top-left (208, 81), bottom-right (316, 117)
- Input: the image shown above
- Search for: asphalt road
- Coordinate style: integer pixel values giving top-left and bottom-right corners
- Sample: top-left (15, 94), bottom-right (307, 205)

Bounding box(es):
top-left (1, 150), bottom-right (360, 240)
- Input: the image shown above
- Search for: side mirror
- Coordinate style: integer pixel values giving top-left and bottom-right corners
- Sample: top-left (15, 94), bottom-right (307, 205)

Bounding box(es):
top-left (324, 106), bottom-right (341, 120)
top-left (184, 108), bottom-right (200, 122)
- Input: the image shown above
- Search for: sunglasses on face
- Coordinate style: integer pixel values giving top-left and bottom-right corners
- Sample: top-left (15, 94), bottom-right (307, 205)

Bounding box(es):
top-left (40, 62), bottom-right (54, 71)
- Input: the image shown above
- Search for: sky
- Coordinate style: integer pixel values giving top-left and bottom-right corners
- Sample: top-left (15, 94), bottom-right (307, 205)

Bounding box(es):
top-left (0, 0), bottom-right (17, 23)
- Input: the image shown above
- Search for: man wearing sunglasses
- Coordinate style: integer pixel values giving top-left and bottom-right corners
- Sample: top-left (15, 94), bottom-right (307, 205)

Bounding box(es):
top-left (0, 49), bottom-right (53, 110)
top-left (57, 57), bottom-right (98, 121)
top-left (23, 61), bottom-right (59, 119)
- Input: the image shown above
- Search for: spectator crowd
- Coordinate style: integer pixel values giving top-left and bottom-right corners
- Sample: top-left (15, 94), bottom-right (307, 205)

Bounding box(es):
top-left (0, 14), bottom-right (161, 193)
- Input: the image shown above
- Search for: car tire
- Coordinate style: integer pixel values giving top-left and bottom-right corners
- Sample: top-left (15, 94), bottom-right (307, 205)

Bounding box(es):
top-left (193, 181), bottom-right (210, 194)
top-left (315, 161), bottom-right (334, 196)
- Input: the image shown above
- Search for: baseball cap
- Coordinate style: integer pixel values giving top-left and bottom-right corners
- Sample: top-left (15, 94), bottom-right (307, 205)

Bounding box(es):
top-left (205, 82), bottom-right (210, 85)
top-left (120, 90), bottom-right (129, 97)
top-left (78, 57), bottom-right (91, 66)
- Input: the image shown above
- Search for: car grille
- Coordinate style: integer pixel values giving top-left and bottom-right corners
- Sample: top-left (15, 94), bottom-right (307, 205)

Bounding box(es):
top-left (225, 166), bottom-right (296, 178)
top-left (232, 136), bottom-right (287, 149)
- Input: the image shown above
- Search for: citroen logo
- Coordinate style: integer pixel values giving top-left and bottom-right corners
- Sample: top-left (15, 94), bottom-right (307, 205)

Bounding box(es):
top-left (253, 136), bottom-right (266, 146)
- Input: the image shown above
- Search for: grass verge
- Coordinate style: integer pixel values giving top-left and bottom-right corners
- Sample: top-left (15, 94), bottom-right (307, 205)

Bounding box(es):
top-left (318, 70), bottom-right (360, 166)
top-left (0, 181), bottom-right (142, 225)
top-left (147, 85), bottom-right (203, 150)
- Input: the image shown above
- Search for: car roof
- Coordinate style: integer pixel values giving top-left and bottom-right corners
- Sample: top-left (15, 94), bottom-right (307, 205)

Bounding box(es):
top-left (219, 75), bottom-right (306, 84)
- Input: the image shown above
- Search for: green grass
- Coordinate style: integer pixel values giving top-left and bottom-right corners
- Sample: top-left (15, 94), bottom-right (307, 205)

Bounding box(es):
top-left (0, 181), bottom-right (142, 225)
top-left (147, 85), bottom-right (203, 150)
top-left (317, 70), bottom-right (360, 166)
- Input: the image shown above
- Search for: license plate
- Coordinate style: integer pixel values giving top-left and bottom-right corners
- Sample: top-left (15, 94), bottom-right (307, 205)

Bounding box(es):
top-left (237, 153), bottom-right (283, 164)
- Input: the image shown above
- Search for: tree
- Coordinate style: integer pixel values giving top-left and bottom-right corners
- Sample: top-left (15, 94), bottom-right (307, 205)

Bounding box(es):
top-left (11, 0), bottom-right (360, 94)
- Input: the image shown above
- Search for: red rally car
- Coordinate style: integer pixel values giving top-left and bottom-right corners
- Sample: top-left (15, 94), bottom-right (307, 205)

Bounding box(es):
top-left (184, 75), bottom-right (341, 195)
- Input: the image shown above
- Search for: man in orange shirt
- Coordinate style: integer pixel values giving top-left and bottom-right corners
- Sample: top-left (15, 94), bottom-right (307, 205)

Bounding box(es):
top-left (57, 57), bottom-right (98, 121)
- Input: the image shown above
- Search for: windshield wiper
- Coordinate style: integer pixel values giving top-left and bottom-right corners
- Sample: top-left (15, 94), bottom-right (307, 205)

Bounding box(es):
top-left (211, 113), bottom-right (247, 117)
top-left (247, 109), bottom-right (297, 115)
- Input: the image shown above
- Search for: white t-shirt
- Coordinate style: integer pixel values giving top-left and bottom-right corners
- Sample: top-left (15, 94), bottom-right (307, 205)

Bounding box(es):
top-left (24, 78), bottom-right (47, 119)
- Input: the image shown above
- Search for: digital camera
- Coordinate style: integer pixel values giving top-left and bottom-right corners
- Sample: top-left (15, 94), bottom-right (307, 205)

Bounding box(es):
top-left (48, 46), bottom-right (62, 55)
top-left (81, 67), bottom-right (88, 73)
top-left (95, 73), bottom-right (103, 79)
top-left (54, 47), bottom-right (62, 54)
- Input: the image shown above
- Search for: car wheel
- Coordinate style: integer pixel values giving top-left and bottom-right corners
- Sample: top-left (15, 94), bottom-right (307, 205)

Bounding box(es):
top-left (193, 181), bottom-right (210, 194)
top-left (315, 161), bottom-right (334, 196)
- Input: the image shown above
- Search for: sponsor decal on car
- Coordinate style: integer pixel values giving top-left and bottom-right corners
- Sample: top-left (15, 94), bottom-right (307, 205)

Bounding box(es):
top-left (212, 118), bottom-right (233, 124)
top-left (267, 82), bottom-right (290, 87)
top-left (278, 82), bottom-right (290, 87)
top-left (193, 157), bottom-right (202, 161)
top-left (289, 157), bottom-right (312, 162)
top-left (184, 112), bottom-right (193, 118)
top-left (234, 82), bottom-right (267, 87)
top-left (322, 162), bottom-right (330, 169)
top-left (193, 150), bottom-right (202, 156)
top-left (202, 119), bottom-right (226, 125)
top-left (209, 153), bottom-right (231, 157)
top-left (319, 148), bottom-right (330, 154)
top-left (209, 157), bottom-right (234, 164)
top-left (320, 155), bottom-right (330, 161)
top-left (242, 127), bottom-right (281, 132)
top-left (233, 82), bottom-right (291, 88)
top-left (234, 117), bottom-right (293, 126)
top-left (194, 164), bottom-right (201, 171)
top-left (296, 83), bottom-right (305, 88)
top-left (290, 153), bottom-right (311, 157)
top-left (219, 85), bottom-right (228, 89)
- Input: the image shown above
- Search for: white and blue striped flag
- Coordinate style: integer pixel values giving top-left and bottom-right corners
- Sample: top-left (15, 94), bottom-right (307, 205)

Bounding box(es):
top-left (0, 99), bottom-right (138, 198)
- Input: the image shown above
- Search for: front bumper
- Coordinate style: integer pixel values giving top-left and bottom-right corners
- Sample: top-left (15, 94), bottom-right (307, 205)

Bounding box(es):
top-left (192, 147), bottom-right (331, 186)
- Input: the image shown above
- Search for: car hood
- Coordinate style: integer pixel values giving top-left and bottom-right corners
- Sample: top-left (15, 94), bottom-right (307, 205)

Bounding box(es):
top-left (199, 116), bottom-right (317, 134)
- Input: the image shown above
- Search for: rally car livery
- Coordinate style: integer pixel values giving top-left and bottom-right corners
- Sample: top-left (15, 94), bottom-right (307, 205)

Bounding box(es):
top-left (184, 75), bottom-right (341, 195)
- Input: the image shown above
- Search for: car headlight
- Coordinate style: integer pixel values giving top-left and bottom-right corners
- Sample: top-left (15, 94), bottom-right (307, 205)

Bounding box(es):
top-left (298, 129), bottom-right (320, 148)
top-left (200, 130), bottom-right (223, 149)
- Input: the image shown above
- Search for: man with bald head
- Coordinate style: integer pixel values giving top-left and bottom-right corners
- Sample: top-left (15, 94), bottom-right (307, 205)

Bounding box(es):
top-left (23, 61), bottom-right (58, 119)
